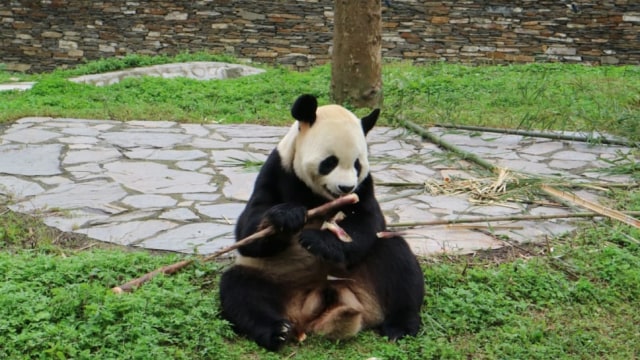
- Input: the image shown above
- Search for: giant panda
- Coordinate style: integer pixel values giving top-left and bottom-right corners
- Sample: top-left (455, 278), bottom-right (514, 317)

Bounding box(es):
top-left (219, 94), bottom-right (424, 351)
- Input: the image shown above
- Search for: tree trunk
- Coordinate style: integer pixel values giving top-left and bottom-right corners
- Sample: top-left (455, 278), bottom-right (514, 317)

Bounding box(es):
top-left (331, 0), bottom-right (382, 108)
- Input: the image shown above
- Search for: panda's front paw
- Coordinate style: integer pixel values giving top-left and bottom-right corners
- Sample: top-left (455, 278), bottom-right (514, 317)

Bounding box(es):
top-left (263, 204), bottom-right (307, 234)
top-left (299, 229), bottom-right (346, 263)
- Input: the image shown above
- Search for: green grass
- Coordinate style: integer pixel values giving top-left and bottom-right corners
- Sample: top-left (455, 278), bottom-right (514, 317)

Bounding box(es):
top-left (1, 54), bottom-right (639, 142)
top-left (1, 54), bottom-right (640, 358)
top-left (2, 191), bottom-right (639, 359)
top-left (0, 249), bottom-right (232, 359)
top-left (0, 66), bottom-right (333, 125)
top-left (383, 62), bottom-right (640, 142)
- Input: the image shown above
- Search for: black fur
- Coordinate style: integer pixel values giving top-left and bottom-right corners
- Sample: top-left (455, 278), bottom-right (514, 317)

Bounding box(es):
top-left (291, 94), bottom-right (318, 124)
top-left (318, 155), bottom-right (339, 176)
top-left (361, 108), bottom-right (380, 135)
top-left (219, 266), bottom-right (292, 351)
top-left (366, 235), bottom-right (424, 339)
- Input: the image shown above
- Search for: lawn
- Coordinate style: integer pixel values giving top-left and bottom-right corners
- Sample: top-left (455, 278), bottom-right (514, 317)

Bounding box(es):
top-left (2, 198), bottom-right (639, 359)
top-left (1, 53), bottom-right (639, 142)
top-left (1, 54), bottom-right (639, 359)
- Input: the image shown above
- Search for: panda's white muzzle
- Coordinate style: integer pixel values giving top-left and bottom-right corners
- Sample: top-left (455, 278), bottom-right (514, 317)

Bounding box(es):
top-left (324, 184), bottom-right (357, 199)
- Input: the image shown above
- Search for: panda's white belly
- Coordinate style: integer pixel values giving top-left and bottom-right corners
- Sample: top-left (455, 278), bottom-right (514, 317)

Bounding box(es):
top-left (234, 241), bottom-right (328, 285)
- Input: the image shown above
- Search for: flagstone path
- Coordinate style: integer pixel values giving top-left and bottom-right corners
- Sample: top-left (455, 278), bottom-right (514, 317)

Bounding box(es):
top-left (0, 117), bottom-right (635, 257)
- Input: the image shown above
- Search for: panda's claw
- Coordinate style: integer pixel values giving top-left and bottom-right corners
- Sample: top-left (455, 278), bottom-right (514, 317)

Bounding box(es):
top-left (281, 322), bottom-right (291, 333)
top-left (259, 320), bottom-right (293, 351)
top-left (275, 321), bottom-right (293, 344)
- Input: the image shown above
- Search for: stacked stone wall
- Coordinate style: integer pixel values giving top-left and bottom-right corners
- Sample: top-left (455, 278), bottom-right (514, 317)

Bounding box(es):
top-left (1, 0), bottom-right (638, 73)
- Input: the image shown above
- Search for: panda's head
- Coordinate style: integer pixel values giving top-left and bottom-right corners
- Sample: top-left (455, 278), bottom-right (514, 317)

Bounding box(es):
top-left (277, 94), bottom-right (380, 200)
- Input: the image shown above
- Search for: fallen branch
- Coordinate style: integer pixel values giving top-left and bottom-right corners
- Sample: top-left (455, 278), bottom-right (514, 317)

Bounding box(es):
top-left (540, 185), bottom-right (640, 229)
top-left (375, 180), bottom-right (639, 190)
top-left (382, 210), bottom-right (640, 230)
top-left (377, 209), bottom-right (640, 239)
top-left (400, 119), bottom-right (499, 173)
top-left (111, 194), bottom-right (360, 294)
top-left (111, 259), bottom-right (195, 294)
top-left (447, 224), bottom-right (524, 230)
top-left (434, 123), bottom-right (638, 148)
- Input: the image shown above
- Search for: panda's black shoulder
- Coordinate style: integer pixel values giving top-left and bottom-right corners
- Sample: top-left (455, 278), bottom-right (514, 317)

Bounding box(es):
top-left (353, 174), bottom-right (386, 227)
top-left (254, 148), bottom-right (287, 181)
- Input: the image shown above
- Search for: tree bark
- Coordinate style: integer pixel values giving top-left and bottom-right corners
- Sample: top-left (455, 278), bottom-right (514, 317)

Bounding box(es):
top-left (331, 0), bottom-right (382, 108)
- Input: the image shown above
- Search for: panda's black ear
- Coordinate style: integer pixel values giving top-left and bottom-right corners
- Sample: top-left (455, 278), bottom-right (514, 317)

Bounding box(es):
top-left (291, 94), bottom-right (317, 125)
top-left (361, 108), bottom-right (380, 135)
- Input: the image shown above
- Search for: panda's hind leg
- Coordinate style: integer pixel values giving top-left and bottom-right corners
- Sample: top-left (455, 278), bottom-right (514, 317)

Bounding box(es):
top-left (307, 285), bottom-right (365, 339)
top-left (368, 236), bottom-right (425, 340)
top-left (219, 266), bottom-right (292, 351)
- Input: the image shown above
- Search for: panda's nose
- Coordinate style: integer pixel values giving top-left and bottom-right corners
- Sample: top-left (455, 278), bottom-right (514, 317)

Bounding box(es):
top-left (338, 185), bottom-right (356, 194)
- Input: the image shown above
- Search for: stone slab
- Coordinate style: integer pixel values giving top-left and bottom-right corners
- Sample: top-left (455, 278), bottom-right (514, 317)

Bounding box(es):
top-left (0, 144), bottom-right (63, 176)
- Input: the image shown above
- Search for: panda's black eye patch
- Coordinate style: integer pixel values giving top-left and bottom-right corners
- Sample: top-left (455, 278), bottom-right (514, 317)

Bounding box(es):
top-left (354, 159), bottom-right (362, 176)
top-left (319, 155), bottom-right (339, 175)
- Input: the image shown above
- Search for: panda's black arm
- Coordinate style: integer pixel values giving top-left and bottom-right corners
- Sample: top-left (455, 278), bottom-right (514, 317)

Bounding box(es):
top-left (234, 151), bottom-right (310, 258)
top-left (235, 204), bottom-right (290, 257)
top-left (339, 196), bottom-right (386, 265)
top-left (299, 200), bottom-right (383, 265)
top-left (299, 177), bottom-right (386, 266)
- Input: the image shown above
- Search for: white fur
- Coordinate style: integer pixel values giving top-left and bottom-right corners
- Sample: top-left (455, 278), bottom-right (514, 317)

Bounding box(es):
top-left (277, 105), bottom-right (369, 200)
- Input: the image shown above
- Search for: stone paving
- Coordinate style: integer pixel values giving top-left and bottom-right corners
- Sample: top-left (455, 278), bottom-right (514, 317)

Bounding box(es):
top-left (0, 117), bottom-right (635, 257)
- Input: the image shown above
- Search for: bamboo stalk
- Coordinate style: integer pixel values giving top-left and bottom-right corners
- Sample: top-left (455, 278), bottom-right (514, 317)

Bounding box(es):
top-left (540, 185), bottom-right (640, 229)
top-left (400, 119), bottom-right (499, 173)
top-left (447, 224), bottom-right (524, 230)
top-left (433, 123), bottom-right (637, 148)
top-left (112, 260), bottom-right (195, 294)
top-left (111, 194), bottom-right (360, 294)
top-left (385, 211), bottom-right (640, 229)
top-left (375, 180), bottom-right (639, 190)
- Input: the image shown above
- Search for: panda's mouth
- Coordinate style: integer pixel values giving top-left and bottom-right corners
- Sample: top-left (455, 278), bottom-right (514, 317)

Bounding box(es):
top-left (324, 186), bottom-right (341, 199)
top-left (323, 185), bottom-right (355, 200)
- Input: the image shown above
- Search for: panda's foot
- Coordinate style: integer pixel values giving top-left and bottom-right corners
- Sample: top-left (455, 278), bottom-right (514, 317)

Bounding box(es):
top-left (256, 320), bottom-right (293, 351)
top-left (379, 322), bottom-right (419, 341)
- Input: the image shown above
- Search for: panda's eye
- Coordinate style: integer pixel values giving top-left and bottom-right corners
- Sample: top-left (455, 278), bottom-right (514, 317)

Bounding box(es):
top-left (354, 159), bottom-right (362, 176)
top-left (319, 155), bottom-right (339, 175)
